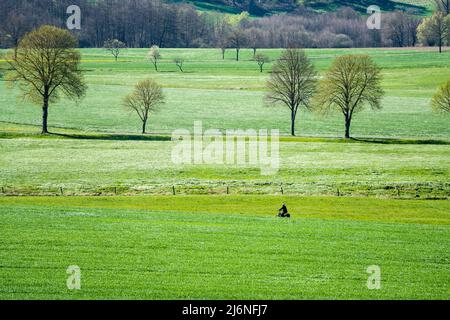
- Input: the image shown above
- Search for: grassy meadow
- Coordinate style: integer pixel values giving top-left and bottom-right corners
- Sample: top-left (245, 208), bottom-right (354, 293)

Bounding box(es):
top-left (1, 48), bottom-right (450, 137)
top-left (0, 47), bottom-right (449, 299)
top-left (1, 48), bottom-right (449, 197)
top-left (0, 196), bottom-right (448, 299)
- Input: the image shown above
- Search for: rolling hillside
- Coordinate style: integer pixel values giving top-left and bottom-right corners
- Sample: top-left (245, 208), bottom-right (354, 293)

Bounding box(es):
top-left (168, 0), bottom-right (434, 16)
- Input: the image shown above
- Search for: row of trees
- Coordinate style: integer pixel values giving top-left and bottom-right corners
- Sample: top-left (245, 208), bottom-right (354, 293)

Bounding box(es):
top-left (1, 0), bottom-right (449, 52)
top-left (100, 8), bottom-right (450, 60)
top-left (104, 40), bottom-right (270, 73)
top-left (4, 26), bottom-right (450, 137)
top-left (266, 49), bottom-right (383, 138)
top-left (267, 47), bottom-right (450, 137)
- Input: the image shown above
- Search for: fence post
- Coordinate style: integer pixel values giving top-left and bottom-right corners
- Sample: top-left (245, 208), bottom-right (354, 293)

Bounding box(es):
top-left (397, 187), bottom-right (400, 197)
top-left (172, 186), bottom-right (176, 195)
top-left (60, 187), bottom-right (64, 196)
top-left (226, 186), bottom-right (229, 195)
top-left (337, 188), bottom-right (340, 197)
top-left (114, 187), bottom-right (117, 195)
top-left (1, 186), bottom-right (4, 194)
top-left (281, 185), bottom-right (284, 195)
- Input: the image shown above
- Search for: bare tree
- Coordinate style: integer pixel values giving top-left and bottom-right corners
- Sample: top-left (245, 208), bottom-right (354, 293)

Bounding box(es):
top-left (228, 28), bottom-right (247, 61)
top-left (405, 12), bottom-right (421, 47)
top-left (213, 17), bottom-right (231, 60)
top-left (313, 55), bottom-right (384, 139)
top-left (173, 57), bottom-right (185, 72)
top-left (149, 45), bottom-right (162, 72)
top-left (104, 39), bottom-right (126, 62)
top-left (418, 12), bottom-right (450, 53)
top-left (247, 28), bottom-right (264, 57)
top-left (0, 13), bottom-right (29, 59)
top-left (254, 54), bottom-right (270, 72)
top-left (384, 11), bottom-right (408, 47)
top-left (218, 37), bottom-right (229, 60)
top-left (7, 25), bottom-right (86, 134)
top-left (266, 48), bottom-right (317, 136)
top-left (123, 79), bottom-right (165, 134)
top-left (434, 0), bottom-right (450, 15)
top-left (431, 79), bottom-right (450, 113)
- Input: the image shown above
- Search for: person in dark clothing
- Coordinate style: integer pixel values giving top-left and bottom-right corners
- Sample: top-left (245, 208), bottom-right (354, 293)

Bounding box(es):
top-left (278, 203), bottom-right (290, 218)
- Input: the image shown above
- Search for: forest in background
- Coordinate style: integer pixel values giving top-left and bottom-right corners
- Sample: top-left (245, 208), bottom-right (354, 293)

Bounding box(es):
top-left (0, 0), bottom-right (440, 49)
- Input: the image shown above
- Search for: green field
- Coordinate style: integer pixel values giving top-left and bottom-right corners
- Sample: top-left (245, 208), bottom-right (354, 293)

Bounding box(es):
top-left (1, 48), bottom-right (449, 197)
top-left (0, 47), bottom-right (449, 300)
top-left (1, 48), bottom-right (450, 138)
top-left (0, 128), bottom-right (449, 198)
top-left (0, 196), bottom-right (448, 299)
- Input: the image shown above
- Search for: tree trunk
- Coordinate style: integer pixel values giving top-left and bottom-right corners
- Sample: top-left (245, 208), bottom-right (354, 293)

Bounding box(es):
top-left (253, 48), bottom-right (256, 57)
top-left (222, 49), bottom-right (225, 60)
top-left (291, 110), bottom-right (296, 136)
top-left (154, 62), bottom-right (158, 72)
top-left (236, 48), bottom-right (239, 61)
top-left (344, 115), bottom-right (351, 139)
top-left (142, 119), bottom-right (147, 134)
top-left (42, 96), bottom-right (49, 134)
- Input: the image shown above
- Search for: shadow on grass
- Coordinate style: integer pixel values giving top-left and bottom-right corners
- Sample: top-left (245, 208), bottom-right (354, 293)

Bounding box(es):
top-left (1, 129), bottom-right (449, 145)
top-left (0, 131), bottom-right (171, 141)
top-left (351, 138), bottom-right (450, 145)
top-left (51, 132), bottom-right (171, 141)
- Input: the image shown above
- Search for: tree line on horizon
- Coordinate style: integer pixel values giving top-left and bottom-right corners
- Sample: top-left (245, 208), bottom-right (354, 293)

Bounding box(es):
top-left (0, 0), bottom-right (449, 52)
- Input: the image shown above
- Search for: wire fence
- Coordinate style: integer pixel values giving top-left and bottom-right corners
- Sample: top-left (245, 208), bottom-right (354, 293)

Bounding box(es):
top-left (0, 183), bottom-right (448, 200)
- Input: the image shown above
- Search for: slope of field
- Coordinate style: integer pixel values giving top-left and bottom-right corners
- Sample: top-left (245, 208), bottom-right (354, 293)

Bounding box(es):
top-left (167, 0), bottom-right (434, 15)
top-left (306, 0), bottom-right (433, 15)
top-left (0, 196), bottom-right (448, 300)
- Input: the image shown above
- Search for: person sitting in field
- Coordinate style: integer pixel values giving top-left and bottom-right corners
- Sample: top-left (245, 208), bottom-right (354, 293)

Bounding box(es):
top-left (278, 203), bottom-right (290, 218)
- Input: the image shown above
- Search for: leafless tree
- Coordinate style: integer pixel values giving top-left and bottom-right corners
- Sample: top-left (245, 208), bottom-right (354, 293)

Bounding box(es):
top-left (123, 79), bottom-right (165, 134)
top-left (383, 11), bottom-right (420, 47)
top-left (254, 54), bottom-right (270, 72)
top-left (434, 0), bottom-right (450, 15)
top-left (104, 39), bottom-right (126, 62)
top-left (266, 48), bottom-right (317, 136)
top-left (247, 28), bottom-right (264, 57)
top-left (0, 13), bottom-right (30, 59)
top-left (149, 45), bottom-right (162, 72)
top-left (228, 28), bottom-right (247, 61)
top-left (173, 57), bottom-right (185, 72)
top-left (213, 18), bottom-right (231, 59)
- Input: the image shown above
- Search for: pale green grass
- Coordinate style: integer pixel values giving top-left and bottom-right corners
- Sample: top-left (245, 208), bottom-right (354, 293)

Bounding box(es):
top-left (1, 133), bottom-right (449, 197)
